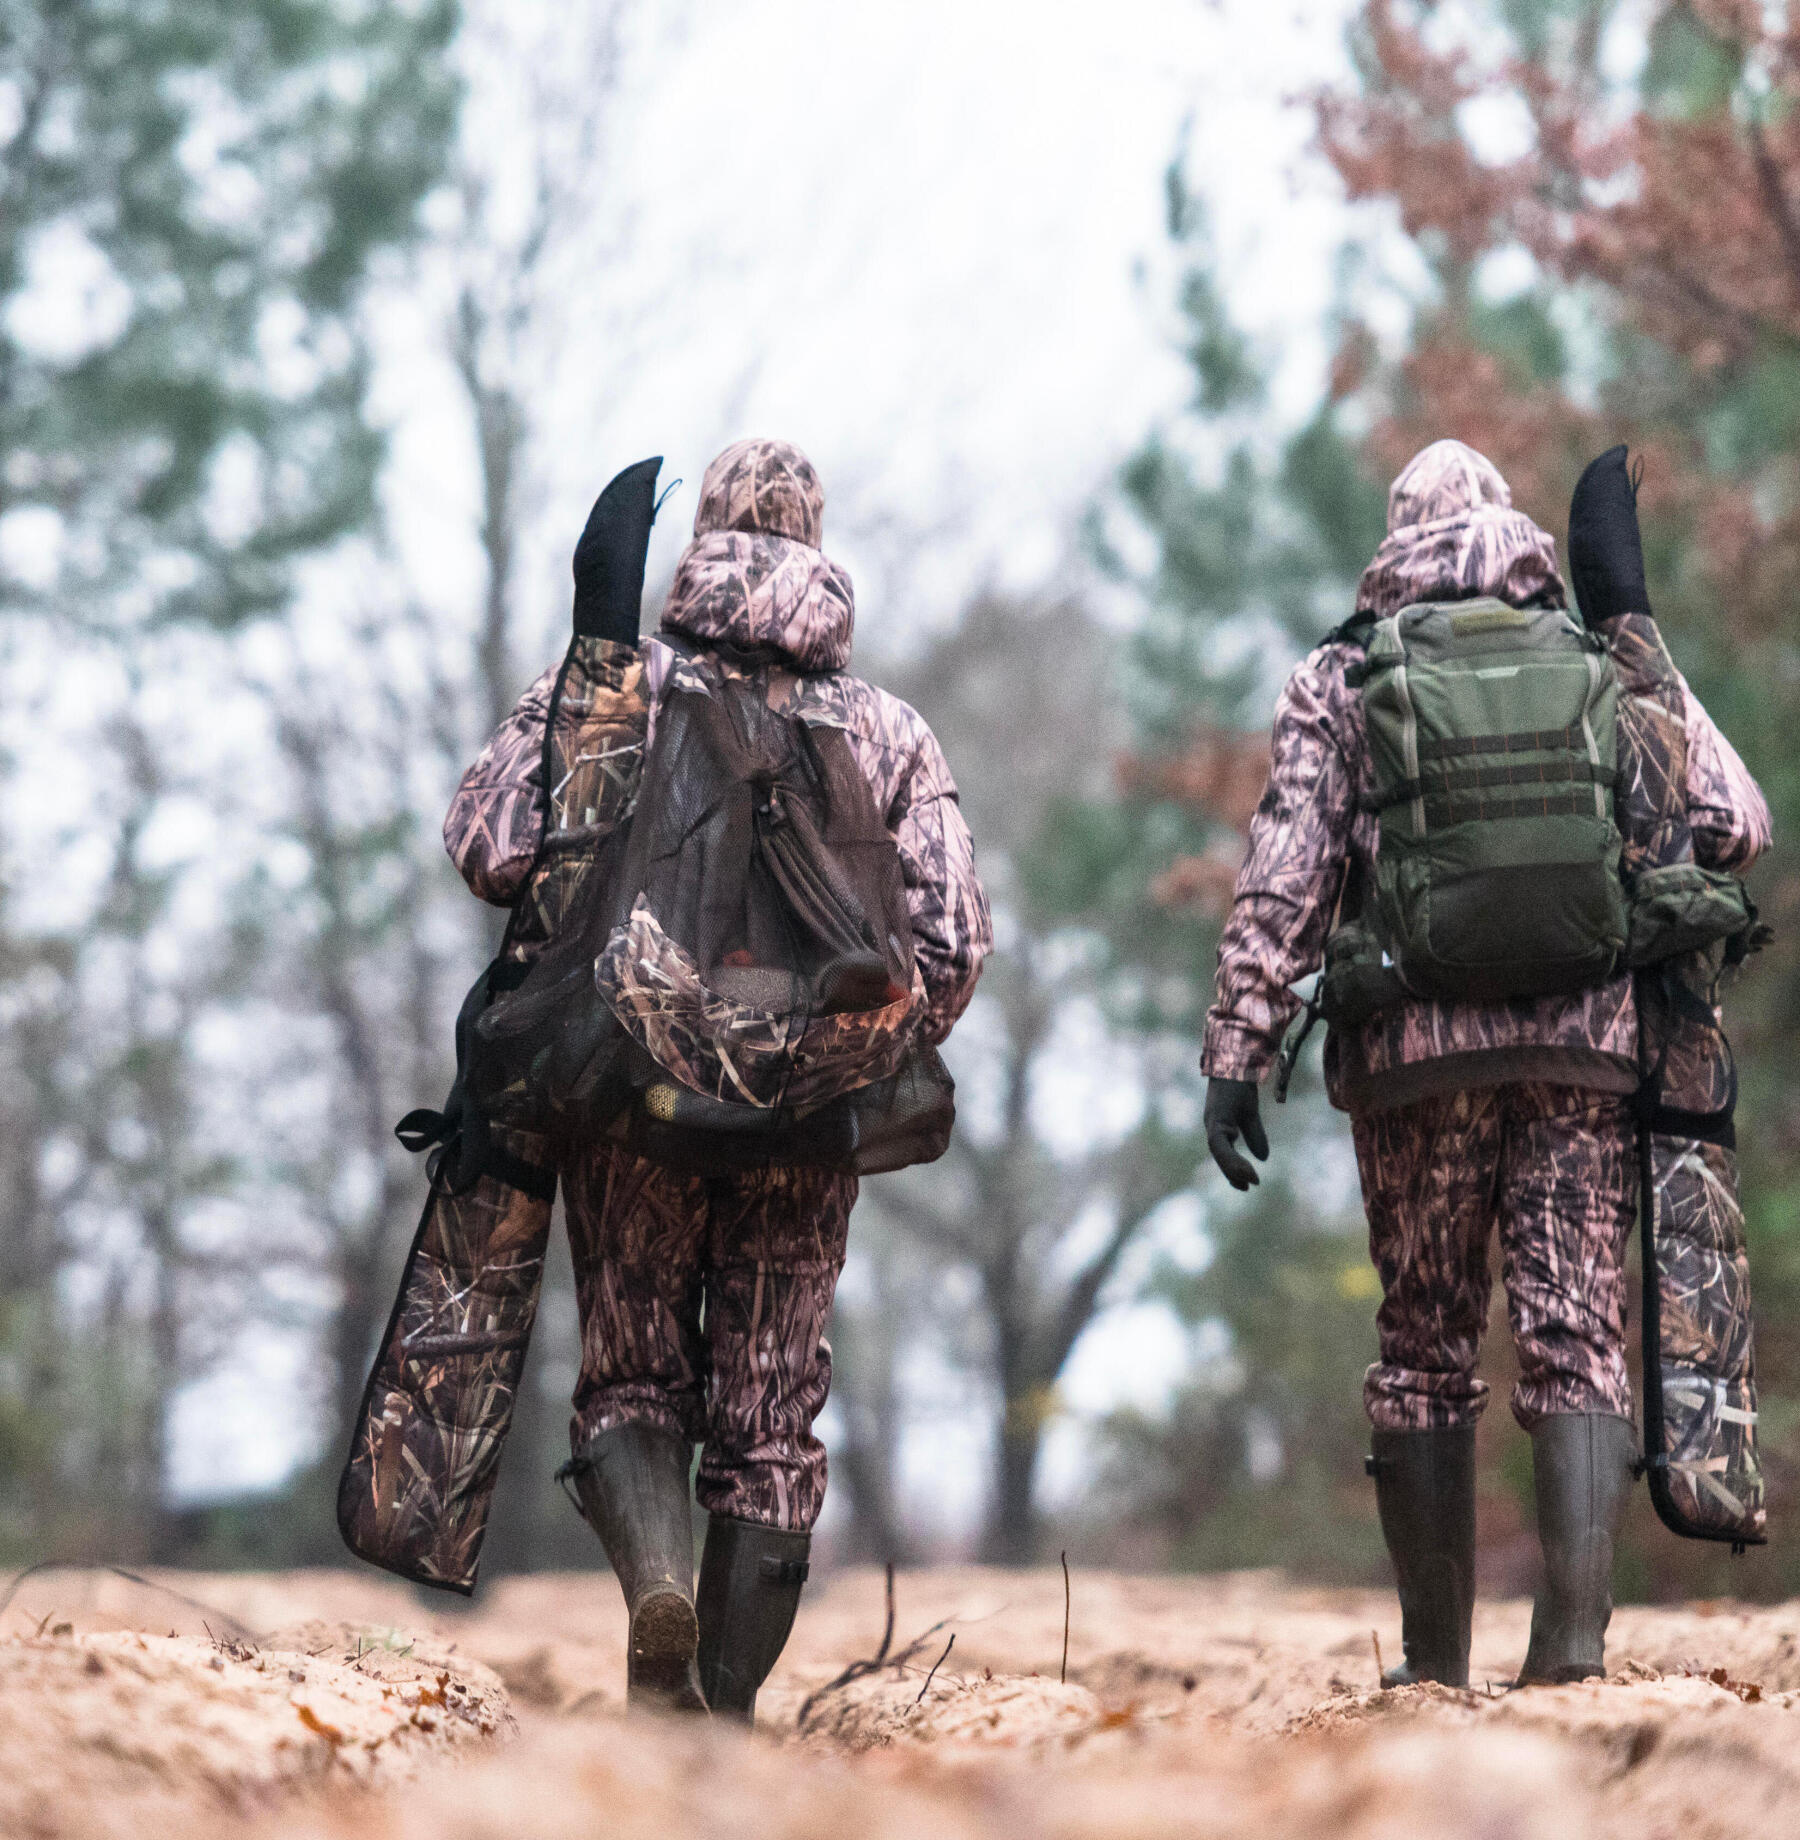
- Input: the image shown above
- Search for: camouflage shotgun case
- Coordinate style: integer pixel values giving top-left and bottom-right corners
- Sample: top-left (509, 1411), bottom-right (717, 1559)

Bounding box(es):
top-left (1609, 615), bottom-right (1767, 1549)
top-left (1634, 950), bottom-right (1765, 1547)
top-left (337, 635), bottom-right (647, 1594)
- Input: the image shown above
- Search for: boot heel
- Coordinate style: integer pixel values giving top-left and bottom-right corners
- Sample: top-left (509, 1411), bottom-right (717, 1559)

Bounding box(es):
top-left (629, 1589), bottom-right (706, 1711)
top-left (567, 1421), bottom-right (707, 1714)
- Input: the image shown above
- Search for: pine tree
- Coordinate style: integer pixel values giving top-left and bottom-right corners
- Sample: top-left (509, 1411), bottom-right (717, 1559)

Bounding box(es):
top-left (1063, 167), bottom-right (1395, 1570)
top-left (0, 0), bottom-right (458, 632)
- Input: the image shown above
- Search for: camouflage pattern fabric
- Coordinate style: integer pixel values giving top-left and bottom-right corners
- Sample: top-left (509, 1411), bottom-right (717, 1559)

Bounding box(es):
top-left (563, 1142), bottom-right (856, 1531)
top-left (442, 664), bottom-right (561, 906)
top-left (357, 435), bottom-right (990, 1585)
top-left (1201, 629), bottom-right (1640, 1109)
top-left (507, 640), bottom-right (648, 958)
top-left (342, 637), bottom-right (646, 1594)
top-left (660, 437), bottom-right (853, 674)
top-left (338, 1124), bottom-right (556, 1593)
top-left (598, 895), bottom-right (921, 1111)
top-left (1352, 1083), bottom-right (1638, 1431)
top-left (445, 641), bottom-right (648, 912)
top-left (1355, 439), bottom-right (1567, 618)
top-left (689, 436), bottom-right (825, 548)
top-left (1608, 611), bottom-right (1766, 1543)
top-left (1646, 1135), bottom-right (1762, 1538)
top-left (1202, 443), bottom-right (1767, 1111)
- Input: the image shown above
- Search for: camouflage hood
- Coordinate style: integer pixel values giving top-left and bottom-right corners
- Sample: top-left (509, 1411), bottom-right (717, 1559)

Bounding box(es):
top-left (1355, 439), bottom-right (1567, 617)
top-left (660, 438), bottom-right (855, 673)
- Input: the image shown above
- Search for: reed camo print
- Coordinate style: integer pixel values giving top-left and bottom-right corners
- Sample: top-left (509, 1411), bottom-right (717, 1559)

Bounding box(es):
top-left (563, 1145), bottom-right (856, 1532)
top-left (1608, 612), bottom-right (1765, 1542)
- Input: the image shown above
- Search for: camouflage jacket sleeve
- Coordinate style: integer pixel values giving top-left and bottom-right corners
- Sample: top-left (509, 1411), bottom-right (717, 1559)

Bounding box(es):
top-left (443, 662), bottom-right (559, 905)
top-left (1201, 649), bottom-right (1358, 1083)
top-left (894, 728), bottom-right (993, 1045)
top-left (1681, 680), bottom-right (1772, 873)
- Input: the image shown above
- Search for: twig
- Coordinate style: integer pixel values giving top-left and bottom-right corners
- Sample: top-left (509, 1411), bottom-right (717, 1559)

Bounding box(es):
top-left (1061, 1552), bottom-right (1071, 1686)
top-left (795, 1565), bottom-right (944, 1726)
top-left (916, 1634), bottom-right (955, 1706)
top-left (1371, 1630), bottom-right (1384, 1686)
top-left (876, 1561), bottom-right (895, 1665)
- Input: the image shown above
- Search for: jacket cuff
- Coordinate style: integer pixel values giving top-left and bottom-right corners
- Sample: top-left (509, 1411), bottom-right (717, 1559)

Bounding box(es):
top-left (1200, 1016), bottom-right (1277, 1083)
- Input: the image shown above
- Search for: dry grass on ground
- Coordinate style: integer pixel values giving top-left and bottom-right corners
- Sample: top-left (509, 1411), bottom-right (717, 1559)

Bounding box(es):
top-left (2, 1563), bottom-right (1798, 1838)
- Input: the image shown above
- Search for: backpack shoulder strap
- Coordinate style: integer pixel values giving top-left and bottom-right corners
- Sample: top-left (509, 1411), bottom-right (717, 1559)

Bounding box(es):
top-left (1324, 610), bottom-right (1377, 650)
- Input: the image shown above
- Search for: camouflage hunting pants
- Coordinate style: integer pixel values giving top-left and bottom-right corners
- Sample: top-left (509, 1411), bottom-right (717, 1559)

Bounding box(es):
top-left (1351, 1083), bottom-right (1637, 1433)
top-left (564, 1146), bottom-right (856, 1531)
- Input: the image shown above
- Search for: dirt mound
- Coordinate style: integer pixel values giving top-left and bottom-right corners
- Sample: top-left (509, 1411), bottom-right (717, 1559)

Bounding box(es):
top-left (0, 1617), bottom-right (511, 1838)
top-left (187, 1706), bottom-right (1593, 1840)
top-left (799, 1668), bottom-right (1101, 1750)
top-left (6, 1565), bottom-right (1800, 1838)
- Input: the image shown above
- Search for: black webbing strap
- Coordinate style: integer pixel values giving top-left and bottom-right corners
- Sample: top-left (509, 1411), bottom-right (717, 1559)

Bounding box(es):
top-left (1366, 757), bottom-right (1615, 815)
top-left (1415, 724), bottom-right (1585, 761)
top-left (1325, 610), bottom-right (1376, 649)
top-left (1274, 987), bottom-right (1324, 1104)
top-left (393, 1099), bottom-right (557, 1202)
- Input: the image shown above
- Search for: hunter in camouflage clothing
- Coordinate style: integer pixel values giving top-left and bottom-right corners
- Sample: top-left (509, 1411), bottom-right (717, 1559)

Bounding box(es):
top-left (1201, 439), bottom-right (1769, 1688)
top-left (446, 438), bottom-right (989, 1717)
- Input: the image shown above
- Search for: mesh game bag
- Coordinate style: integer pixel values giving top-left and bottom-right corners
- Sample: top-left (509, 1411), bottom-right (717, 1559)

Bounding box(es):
top-left (470, 648), bottom-right (951, 1174)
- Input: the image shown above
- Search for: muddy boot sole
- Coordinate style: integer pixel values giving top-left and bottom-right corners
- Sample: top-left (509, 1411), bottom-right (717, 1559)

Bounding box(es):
top-left (628, 1589), bottom-right (706, 1713)
top-left (1513, 1660), bottom-right (1604, 1688)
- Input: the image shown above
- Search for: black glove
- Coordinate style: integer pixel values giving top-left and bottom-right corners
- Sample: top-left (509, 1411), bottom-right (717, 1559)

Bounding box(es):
top-left (1567, 444), bottom-right (1651, 629)
top-left (572, 456), bottom-right (664, 643)
top-left (1204, 1077), bottom-right (1268, 1191)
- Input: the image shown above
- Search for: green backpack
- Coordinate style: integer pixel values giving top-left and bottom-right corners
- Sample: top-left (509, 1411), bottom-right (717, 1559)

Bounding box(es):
top-left (1334, 598), bottom-right (1628, 1011)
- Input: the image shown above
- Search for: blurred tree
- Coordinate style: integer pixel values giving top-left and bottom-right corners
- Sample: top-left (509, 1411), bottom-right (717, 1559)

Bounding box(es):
top-left (1096, 1177), bottom-right (1385, 1579)
top-left (251, 0), bottom-right (677, 1576)
top-left (0, 0), bottom-right (458, 632)
top-left (860, 592), bottom-right (1206, 1563)
top-left (1069, 167), bottom-right (1394, 1572)
top-left (1316, 0), bottom-right (1800, 1597)
top-left (0, 0), bottom-right (458, 1562)
top-left (824, 1230), bottom-right (930, 1564)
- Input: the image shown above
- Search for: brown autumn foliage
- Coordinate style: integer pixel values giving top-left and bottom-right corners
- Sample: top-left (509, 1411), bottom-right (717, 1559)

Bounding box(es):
top-left (1117, 728), bottom-right (1268, 915)
top-left (1318, 0), bottom-right (1800, 640)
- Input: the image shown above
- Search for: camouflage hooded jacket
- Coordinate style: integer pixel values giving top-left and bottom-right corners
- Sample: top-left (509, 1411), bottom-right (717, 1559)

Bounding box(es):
top-left (444, 437), bottom-right (992, 1046)
top-left (1201, 440), bottom-right (1771, 1113)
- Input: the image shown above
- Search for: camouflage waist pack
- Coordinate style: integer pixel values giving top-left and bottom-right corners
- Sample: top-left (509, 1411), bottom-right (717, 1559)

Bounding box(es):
top-left (1353, 599), bottom-right (1628, 1003)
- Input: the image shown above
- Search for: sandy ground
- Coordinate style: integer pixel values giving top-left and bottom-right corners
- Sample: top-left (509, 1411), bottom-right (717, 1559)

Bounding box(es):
top-left (3, 1563), bottom-right (1800, 1838)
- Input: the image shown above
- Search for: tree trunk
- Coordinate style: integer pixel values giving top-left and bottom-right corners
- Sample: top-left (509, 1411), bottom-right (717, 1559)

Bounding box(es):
top-left (144, 1216), bottom-right (183, 1563)
top-left (986, 1412), bottom-right (1043, 1566)
top-left (982, 1289), bottom-right (1044, 1564)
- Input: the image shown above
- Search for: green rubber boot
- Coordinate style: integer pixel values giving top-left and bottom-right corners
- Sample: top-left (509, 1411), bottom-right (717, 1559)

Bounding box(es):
top-left (570, 1421), bottom-right (707, 1713)
top-left (695, 1515), bottom-right (811, 1724)
top-left (1369, 1425), bottom-right (1477, 1688)
top-left (1517, 1413), bottom-right (1637, 1685)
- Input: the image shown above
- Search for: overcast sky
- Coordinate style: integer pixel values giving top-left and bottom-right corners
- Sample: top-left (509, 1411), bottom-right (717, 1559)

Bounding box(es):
top-left (378, 0), bottom-right (1361, 670)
